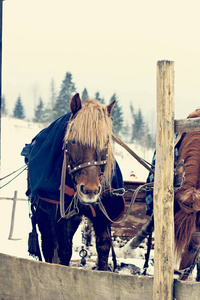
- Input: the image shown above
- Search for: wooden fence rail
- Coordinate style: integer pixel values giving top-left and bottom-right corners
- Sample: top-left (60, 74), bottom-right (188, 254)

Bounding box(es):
top-left (0, 197), bottom-right (27, 201)
top-left (0, 191), bottom-right (28, 239)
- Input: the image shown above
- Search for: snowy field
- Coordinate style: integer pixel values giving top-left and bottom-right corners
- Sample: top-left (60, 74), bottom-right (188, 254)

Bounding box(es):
top-left (0, 116), bottom-right (154, 276)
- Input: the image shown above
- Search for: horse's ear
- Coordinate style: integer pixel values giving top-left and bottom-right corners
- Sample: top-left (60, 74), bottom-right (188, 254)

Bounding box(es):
top-left (70, 93), bottom-right (82, 116)
top-left (187, 108), bottom-right (200, 119)
top-left (107, 100), bottom-right (116, 116)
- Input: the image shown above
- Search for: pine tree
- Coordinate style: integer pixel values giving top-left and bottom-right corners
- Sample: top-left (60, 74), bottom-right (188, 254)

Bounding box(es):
top-left (53, 72), bottom-right (76, 119)
top-left (42, 78), bottom-right (58, 123)
top-left (81, 88), bottom-right (89, 102)
top-left (1, 95), bottom-right (7, 116)
top-left (131, 106), bottom-right (145, 145)
top-left (130, 103), bottom-right (135, 141)
top-left (121, 122), bottom-right (131, 143)
top-left (130, 103), bottom-right (155, 147)
top-left (144, 123), bottom-right (156, 148)
top-left (33, 97), bottom-right (44, 122)
top-left (95, 92), bottom-right (105, 104)
top-left (50, 78), bottom-right (57, 107)
top-left (109, 93), bottom-right (123, 136)
top-left (13, 96), bottom-right (25, 119)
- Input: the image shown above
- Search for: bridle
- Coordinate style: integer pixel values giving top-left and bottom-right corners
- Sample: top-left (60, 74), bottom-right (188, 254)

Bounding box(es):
top-left (59, 140), bottom-right (109, 219)
top-left (65, 140), bottom-right (108, 176)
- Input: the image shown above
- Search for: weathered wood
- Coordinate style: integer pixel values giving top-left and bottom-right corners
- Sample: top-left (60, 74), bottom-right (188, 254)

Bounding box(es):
top-left (1, 253), bottom-right (200, 299)
top-left (0, 197), bottom-right (27, 201)
top-left (111, 201), bottom-right (150, 240)
top-left (153, 61), bottom-right (175, 300)
top-left (0, 252), bottom-right (154, 300)
top-left (175, 117), bottom-right (200, 133)
top-left (8, 190), bottom-right (18, 240)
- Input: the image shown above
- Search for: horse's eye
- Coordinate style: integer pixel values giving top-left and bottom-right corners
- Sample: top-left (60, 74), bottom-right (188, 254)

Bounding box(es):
top-left (104, 138), bottom-right (109, 148)
top-left (104, 141), bottom-right (109, 148)
top-left (71, 139), bottom-right (76, 145)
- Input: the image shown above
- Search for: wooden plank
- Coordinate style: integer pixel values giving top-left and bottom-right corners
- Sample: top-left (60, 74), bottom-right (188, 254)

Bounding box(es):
top-left (0, 197), bottom-right (27, 201)
top-left (175, 117), bottom-right (200, 133)
top-left (111, 202), bottom-right (150, 240)
top-left (153, 61), bottom-right (174, 300)
top-left (1, 252), bottom-right (200, 300)
top-left (123, 180), bottom-right (146, 202)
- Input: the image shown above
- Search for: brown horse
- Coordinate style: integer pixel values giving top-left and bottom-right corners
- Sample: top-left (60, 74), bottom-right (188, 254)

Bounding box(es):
top-left (25, 94), bottom-right (124, 270)
top-left (64, 95), bottom-right (115, 205)
top-left (174, 109), bottom-right (200, 280)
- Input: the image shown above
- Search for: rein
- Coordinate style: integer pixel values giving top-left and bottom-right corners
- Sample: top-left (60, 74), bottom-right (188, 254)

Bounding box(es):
top-left (60, 140), bottom-right (108, 219)
top-left (59, 134), bottom-right (154, 221)
top-left (98, 182), bottom-right (154, 224)
top-left (112, 133), bottom-right (155, 174)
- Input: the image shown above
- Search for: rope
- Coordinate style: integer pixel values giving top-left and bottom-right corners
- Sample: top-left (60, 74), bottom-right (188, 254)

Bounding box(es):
top-left (0, 165), bottom-right (28, 189)
top-left (0, 164), bottom-right (27, 181)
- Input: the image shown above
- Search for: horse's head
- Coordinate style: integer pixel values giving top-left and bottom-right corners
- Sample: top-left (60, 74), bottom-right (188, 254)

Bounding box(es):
top-left (64, 93), bottom-right (115, 205)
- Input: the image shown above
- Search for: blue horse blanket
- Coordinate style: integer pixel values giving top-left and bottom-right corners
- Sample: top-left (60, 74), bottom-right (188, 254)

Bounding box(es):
top-left (21, 113), bottom-right (124, 212)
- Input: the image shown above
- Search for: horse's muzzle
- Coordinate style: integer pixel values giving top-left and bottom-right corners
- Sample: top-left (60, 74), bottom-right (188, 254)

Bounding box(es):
top-left (77, 183), bottom-right (102, 204)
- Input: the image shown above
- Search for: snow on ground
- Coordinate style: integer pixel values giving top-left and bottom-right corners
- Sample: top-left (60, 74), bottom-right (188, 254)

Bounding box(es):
top-left (1, 117), bottom-right (45, 260)
top-left (114, 141), bottom-right (153, 182)
top-left (0, 116), bottom-right (154, 276)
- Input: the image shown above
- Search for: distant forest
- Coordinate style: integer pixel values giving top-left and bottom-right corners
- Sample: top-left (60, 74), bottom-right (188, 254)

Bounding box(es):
top-left (1, 72), bottom-right (156, 148)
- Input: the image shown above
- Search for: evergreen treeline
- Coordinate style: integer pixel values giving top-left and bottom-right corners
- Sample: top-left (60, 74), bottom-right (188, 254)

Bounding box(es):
top-left (2, 71), bottom-right (156, 148)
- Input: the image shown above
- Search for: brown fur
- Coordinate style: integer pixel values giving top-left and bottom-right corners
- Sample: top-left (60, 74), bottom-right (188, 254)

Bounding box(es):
top-left (174, 114), bottom-right (200, 265)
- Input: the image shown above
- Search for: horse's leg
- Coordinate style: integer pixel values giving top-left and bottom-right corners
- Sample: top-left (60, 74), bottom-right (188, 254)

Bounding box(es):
top-left (179, 215), bottom-right (200, 281)
top-left (196, 214), bottom-right (200, 281)
top-left (197, 262), bottom-right (200, 281)
top-left (92, 220), bottom-right (112, 271)
top-left (57, 215), bottom-right (82, 266)
top-left (37, 209), bottom-right (57, 263)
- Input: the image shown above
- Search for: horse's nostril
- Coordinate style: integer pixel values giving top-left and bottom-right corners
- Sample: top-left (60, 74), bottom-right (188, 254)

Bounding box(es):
top-left (98, 185), bottom-right (101, 194)
top-left (80, 184), bottom-right (86, 194)
top-left (94, 185), bottom-right (101, 195)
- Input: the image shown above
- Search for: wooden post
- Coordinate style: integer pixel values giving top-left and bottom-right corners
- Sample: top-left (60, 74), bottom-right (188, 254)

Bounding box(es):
top-left (153, 61), bottom-right (175, 300)
top-left (8, 191), bottom-right (18, 240)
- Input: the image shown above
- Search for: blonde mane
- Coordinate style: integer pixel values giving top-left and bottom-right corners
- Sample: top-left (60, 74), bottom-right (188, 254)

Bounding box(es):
top-left (64, 99), bottom-right (115, 186)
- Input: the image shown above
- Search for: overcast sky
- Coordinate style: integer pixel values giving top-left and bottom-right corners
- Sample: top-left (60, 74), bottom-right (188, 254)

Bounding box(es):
top-left (2, 0), bottom-right (200, 123)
